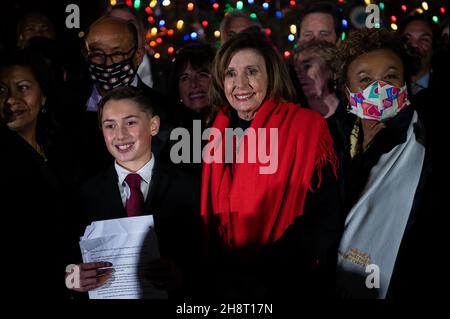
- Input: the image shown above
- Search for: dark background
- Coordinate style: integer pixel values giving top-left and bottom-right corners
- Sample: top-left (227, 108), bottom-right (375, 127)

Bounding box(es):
top-left (1, 0), bottom-right (448, 61)
top-left (0, 0), bottom-right (104, 53)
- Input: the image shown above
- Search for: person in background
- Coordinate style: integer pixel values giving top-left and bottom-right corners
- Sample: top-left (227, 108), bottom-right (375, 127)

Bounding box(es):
top-left (289, 1), bottom-right (343, 116)
top-left (293, 40), bottom-right (350, 200)
top-left (294, 41), bottom-right (340, 119)
top-left (16, 12), bottom-right (56, 49)
top-left (220, 9), bottom-right (263, 45)
top-left (297, 1), bottom-right (342, 46)
top-left (400, 14), bottom-right (436, 96)
top-left (26, 36), bottom-right (66, 83)
top-left (160, 43), bottom-right (216, 176)
top-left (169, 44), bottom-right (215, 126)
top-left (400, 14), bottom-right (446, 137)
top-left (106, 4), bottom-right (170, 95)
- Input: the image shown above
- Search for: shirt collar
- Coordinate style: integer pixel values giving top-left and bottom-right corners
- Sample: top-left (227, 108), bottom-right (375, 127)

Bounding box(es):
top-left (413, 71), bottom-right (431, 94)
top-left (114, 153), bottom-right (155, 186)
top-left (86, 75), bottom-right (140, 112)
top-left (141, 53), bottom-right (151, 69)
top-left (86, 84), bottom-right (102, 112)
top-left (137, 54), bottom-right (153, 88)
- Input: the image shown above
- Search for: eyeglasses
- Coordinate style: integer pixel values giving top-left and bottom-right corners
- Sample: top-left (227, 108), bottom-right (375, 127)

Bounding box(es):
top-left (87, 47), bottom-right (136, 65)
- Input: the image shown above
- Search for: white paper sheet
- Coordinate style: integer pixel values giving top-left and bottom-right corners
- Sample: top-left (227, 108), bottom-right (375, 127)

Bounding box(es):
top-left (81, 215), bottom-right (156, 240)
top-left (79, 215), bottom-right (168, 299)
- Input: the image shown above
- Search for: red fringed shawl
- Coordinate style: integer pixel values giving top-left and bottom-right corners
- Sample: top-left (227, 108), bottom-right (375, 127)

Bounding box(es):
top-left (201, 98), bottom-right (337, 249)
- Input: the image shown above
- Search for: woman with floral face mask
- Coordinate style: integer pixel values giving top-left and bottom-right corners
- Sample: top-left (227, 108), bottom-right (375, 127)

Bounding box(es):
top-left (335, 28), bottom-right (434, 299)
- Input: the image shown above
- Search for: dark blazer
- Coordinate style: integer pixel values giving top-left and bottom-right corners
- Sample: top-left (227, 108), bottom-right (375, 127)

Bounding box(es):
top-left (0, 123), bottom-right (79, 299)
top-left (79, 158), bottom-right (202, 297)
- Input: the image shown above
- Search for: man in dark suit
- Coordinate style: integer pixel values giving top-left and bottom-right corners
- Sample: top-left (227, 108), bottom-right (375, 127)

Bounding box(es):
top-left (68, 87), bottom-right (201, 298)
top-left (64, 16), bottom-right (171, 180)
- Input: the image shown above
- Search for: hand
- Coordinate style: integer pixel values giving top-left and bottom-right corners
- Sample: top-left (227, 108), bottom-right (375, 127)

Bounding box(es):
top-left (65, 262), bottom-right (114, 292)
top-left (140, 258), bottom-right (182, 291)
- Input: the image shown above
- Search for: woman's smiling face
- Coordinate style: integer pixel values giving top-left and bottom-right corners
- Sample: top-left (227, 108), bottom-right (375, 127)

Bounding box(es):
top-left (0, 65), bottom-right (46, 135)
top-left (224, 49), bottom-right (268, 120)
top-left (178, 62), bottom-right (211, 113)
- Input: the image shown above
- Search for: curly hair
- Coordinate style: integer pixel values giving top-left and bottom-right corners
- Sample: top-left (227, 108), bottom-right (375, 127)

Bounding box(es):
top-left (336, 28), bottom-right (418, 98)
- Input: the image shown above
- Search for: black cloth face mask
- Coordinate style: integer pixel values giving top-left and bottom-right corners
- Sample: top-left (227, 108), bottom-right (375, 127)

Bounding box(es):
top-left (89, 58), bottom-right (136, 91)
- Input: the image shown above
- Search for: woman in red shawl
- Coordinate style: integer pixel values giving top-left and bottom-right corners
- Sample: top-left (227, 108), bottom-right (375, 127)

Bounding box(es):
top-left (201, 30), bottom-right (343, 299)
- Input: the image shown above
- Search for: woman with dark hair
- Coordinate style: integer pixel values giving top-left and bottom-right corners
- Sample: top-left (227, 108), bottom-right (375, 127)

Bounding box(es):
top-left (0, 50), bottom-right (82, 299)
top-left (163, 43), bottom-right (216, 176)
top-left (0, 50), bottom-right (82, 185)
top-left (0, 53), bottom-right (49, 155)
top-left (169, 43), bottom-right (215, 127)
top-left (201, 30), bottom-right (342, 299)
top-left (335, 28), bottom-right (434, 299)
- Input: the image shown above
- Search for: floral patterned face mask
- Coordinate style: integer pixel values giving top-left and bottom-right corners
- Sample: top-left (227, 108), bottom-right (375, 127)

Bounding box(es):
top-left (347, 80), bottom-right (410, 122)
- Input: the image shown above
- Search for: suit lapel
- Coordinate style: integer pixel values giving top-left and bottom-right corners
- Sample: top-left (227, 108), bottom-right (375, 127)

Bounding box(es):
top-left (144, 159), bottom-right (169, 218)
top-left (144, 159), bottom-right (159, 214)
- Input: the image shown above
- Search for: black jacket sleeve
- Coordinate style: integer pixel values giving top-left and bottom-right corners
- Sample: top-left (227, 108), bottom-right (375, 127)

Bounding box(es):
top-left (259, 164), bottom-right (343, 299)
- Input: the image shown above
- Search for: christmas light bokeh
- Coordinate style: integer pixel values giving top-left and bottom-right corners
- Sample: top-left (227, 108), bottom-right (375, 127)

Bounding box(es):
top-left (109, 0), bottom-right (448, 60)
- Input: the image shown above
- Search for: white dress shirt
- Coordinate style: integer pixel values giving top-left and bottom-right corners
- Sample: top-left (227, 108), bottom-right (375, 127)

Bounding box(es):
top-left (114, 154), bottom-right (155, 207)
top-left (137, 54), bottom-right (153, 89)
top-left (412, 70), bottom-right (431, 95)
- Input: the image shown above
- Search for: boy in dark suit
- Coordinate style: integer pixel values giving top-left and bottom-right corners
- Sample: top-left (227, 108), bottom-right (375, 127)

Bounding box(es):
top-left (67, 87), bottom-right (202, 297)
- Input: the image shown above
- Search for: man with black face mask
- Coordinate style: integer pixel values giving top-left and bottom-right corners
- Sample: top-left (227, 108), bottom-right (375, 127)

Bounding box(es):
top-left (84, 17), bottom-right (143, 97)
top-left (74, 16), bottom-right (169, 180)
